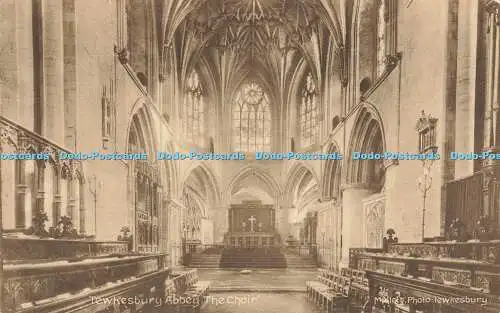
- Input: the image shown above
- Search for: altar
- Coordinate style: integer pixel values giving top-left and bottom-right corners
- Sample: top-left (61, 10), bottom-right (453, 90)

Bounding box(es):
top-left (224, 201), bottom-right (279, 248)
top-left (228, 201), bottom-right (275, 233)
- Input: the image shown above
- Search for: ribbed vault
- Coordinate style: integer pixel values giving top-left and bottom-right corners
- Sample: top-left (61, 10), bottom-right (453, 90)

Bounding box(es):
top-left (159, 0), bottom-right (347, 116)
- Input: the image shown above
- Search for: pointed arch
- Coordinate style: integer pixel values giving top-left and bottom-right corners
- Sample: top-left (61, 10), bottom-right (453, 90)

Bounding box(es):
top-left (127, 99), bottom-right (161, 253)
top-left (182, 163), bottom-right (221, 206)
top-left (321, 141), bottom-right (343, 200)
top-left (226, 166), bottom-right (282, 203)
top-left (284, 162), bottom-right (320, 196)
top-left (346, 104), bottom-right (386, 191)
top-left (284, 162), bottom-right (320, 214)
top-left (126, 98), bottom-right (158, 156)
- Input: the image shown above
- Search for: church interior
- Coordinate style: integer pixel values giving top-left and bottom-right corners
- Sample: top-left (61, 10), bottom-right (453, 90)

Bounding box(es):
top-left (1, 0), bottom-right (500, 312)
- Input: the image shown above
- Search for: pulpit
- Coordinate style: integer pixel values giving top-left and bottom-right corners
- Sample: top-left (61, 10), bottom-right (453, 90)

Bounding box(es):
top-left (224, 201), bottom-right (279, 248)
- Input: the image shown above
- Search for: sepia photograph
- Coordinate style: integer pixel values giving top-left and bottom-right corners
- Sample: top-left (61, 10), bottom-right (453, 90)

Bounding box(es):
top-left (0, 0), bottom-right (499, 312)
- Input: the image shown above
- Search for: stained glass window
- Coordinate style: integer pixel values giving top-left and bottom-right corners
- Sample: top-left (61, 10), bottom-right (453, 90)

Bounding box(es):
top-left (299, 73), bottom-right (319, 146)
top-left (376, 0), bottom-right (386, 77)
top-left (232, 82), bottom-right (271, 152)
top-left (183, 70), bottom-right (204, 146)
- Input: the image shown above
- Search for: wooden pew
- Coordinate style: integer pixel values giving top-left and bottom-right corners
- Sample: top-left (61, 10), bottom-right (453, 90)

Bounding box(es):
top-left (166, 269), bottom-right (211, 313)
top-left (178, 269), bottom-right (211, 313)
top-left (306, 270), bottom-right (351, 312)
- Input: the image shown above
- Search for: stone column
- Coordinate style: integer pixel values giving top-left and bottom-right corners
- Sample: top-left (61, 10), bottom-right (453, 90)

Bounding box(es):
top-left (67, 177), bottom-right (76, 228)
top-left (166, 199), bottom-right (182, 267)
top-left (78, 179), bottom-right (86, 234)
top-left (483, 6), bottom-right (500, 224)
top-left (159, 192), bottom-right (169, 252)
top-left (14, 159), bottom-right (27, 229)
top-left (382, 160), bottom-right (398, 236)
top-left (212, 205), bottom-right (228, 243)
top-left (275, 203), bottom-right (289, 241)
top-left (43, 0), bottom-right (65, 144)
top-left (63, 0), bottom-right (77, 150)
top-left (454, 0), bottom-right (478, 178)
top-left (52, 172), bottom-right (62, 227)
top-left (340, 184), bottom-right (372, 268)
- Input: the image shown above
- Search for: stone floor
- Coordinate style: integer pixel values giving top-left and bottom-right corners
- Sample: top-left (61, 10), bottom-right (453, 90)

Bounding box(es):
top-left (190, 269), bottom-right (324, 313)
top-left (197, 268), bottom-right (319, 292)
top-left (200, 292), bottom-right (324, 313)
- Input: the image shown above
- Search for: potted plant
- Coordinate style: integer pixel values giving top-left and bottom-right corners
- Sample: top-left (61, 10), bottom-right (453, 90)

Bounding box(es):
top-left (49, 216), bottom-right (80, 239)
top-left (59, 216), bottom-right (74, 235)
top-left (25, 211), bottom-right (49, 237)
top-left (383, 228), bottom-right (398, 252)
top-left (118, 226), bottom-right (133, 251)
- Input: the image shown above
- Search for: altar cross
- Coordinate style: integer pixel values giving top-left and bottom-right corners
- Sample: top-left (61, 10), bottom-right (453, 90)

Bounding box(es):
top-left (248, 215), bottom-right (257, 232)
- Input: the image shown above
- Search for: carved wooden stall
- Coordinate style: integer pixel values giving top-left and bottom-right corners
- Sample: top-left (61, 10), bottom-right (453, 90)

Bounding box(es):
top-left (354, 242), bottom-right (500, 313)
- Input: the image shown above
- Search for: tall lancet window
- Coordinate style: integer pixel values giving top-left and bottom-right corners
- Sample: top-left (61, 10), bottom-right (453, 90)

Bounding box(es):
top-left (183, 70), bottom-right (204, 146)
top-left (232, 82), bottom-right (271, 152)
top-left (299, 73), bottom-right (319, 147)
top-left (376, 0), bottom-right (386, 76)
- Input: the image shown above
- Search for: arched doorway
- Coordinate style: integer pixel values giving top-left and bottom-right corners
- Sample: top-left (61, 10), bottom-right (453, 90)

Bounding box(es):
top-left (342, 105), bottom-right (387, 265)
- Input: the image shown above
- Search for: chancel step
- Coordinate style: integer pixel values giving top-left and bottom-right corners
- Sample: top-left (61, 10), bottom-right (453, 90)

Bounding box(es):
top-left (219, 248), bottom-right (287, 268)
top-left (284, 253), bottom-right (318, 268)
top-left (188, 253), bottom-right (222, 268)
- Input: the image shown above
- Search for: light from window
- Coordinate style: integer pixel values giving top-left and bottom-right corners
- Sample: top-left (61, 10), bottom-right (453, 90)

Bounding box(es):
top-left (377, 0), bottom-right (386, 77)
top-left (183, 70), bottom-right (205, 146)
top-left (299, 73), bottom-right (319, 147)
top-left (232, 82), bottom-right (271, 152)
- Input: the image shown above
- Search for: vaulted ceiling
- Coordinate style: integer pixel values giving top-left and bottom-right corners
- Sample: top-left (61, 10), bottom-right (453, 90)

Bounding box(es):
top-left (160, 0), bottom-right (348, 107)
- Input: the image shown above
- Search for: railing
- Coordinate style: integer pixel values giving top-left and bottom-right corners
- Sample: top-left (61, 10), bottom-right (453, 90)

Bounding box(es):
top-left (3, 253), bottom-right (169, 312)
top-left (187, 243), bottom-right (225, 254)
top-left (3, 237), bottom-right (128, 261)
top-left (223, 232), bottom-right (281, 248)
top-left (285, 244), bottom-right (318, 258)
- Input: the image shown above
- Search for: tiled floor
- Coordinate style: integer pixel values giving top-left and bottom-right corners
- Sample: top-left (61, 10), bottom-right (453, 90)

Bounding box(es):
top-left (200, 292), bottom-right (324, 313)
top-left (197, 268), bottom-right (319, 291)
